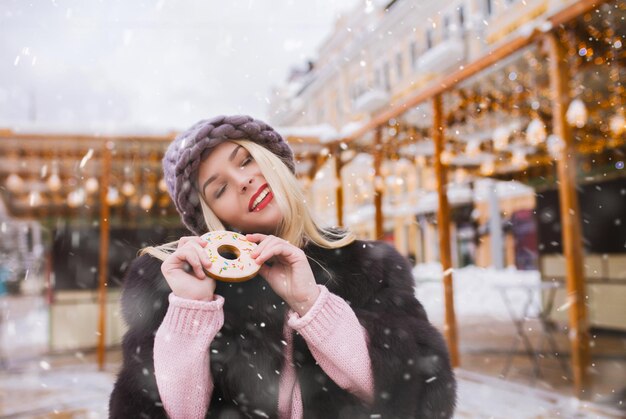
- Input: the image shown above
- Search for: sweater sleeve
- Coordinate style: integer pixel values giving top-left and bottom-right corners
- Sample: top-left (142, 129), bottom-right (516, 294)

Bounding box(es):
top-left (154, 293), bottom-right (225, 419)
top-left (287, 285), bottom-right (374, 405)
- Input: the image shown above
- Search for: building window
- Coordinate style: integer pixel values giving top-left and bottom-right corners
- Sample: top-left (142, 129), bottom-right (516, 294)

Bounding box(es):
top-left (443, 15), bottom-right (451, 40)
top-left (425, 28), bottom-right (433, 50)
top-left (375, 67), bottom-right (382, 88)
top-left (383, 62), bottom-right (391, 92)
top-left (396, 52), bottom-right (403, 81)
top-left (485, 0), bottom-right (493, 16)
top-left (410, 40), bottom-right (418, 70)
top-left (458, 5), bottom-right (465, 33)
top-left (336, 96), bottom-right (343, 118)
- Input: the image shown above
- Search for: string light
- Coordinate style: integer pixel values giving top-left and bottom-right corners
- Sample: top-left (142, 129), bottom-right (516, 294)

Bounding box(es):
top-left (139, 194), bottom-right (154, 210)
top-left (566, 98), bottom-right (588, 128)
top-left (492, 126), bottom-right (510, 151)
top-left (85, 177), bottom-right (99, 194)
top-left (47, 173), bottom-right (62, 192)
top-left (526, 118), bottom-right (547, 146)
top-left (6, 174), bottom-right (24, 192)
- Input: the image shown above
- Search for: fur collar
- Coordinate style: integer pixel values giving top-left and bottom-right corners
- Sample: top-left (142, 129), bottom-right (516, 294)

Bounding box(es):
top-left (110, 238), bottom-right (456, 419)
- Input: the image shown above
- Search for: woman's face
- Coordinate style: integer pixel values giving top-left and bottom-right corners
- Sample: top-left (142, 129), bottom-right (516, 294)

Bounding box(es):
top-left (197, 141), bottom-right (282, 235)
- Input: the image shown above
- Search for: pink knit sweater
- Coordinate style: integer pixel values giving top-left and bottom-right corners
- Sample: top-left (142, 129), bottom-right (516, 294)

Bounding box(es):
top-left (154, 285), bottom-right (374, 419)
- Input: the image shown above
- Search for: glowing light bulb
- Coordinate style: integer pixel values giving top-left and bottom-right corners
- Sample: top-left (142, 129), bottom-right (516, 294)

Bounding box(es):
top-left (47, 173), bottom-right (62, 192)
top-left (139, 194), bottom-right (154, 210)
top-left (547, 135), bottom-right (565, 158)
top-left (29, 191), bottom-right (42, 207)
top-left (158, 178), bottom-right (168, 192)
top-left (106, 187), bottom-right (120, 205)
top-left (526, 118), bottom-right (547, 146)
top-left (440, 150), bottom-right (454, 165)
top-left (566, 98), bottom-right (588, 128)
top-left (85, 177), bottom-right (99, 194)
top-left (609, 112), bottom-right (626, 136)
top-left (493, 126), bottom-right (510, 151)
top-left (6, 174), bottom-right (24, 192)
top-left (512, 149), bottom-right (528, 168)
top-left (67, 189), bottom-right (85, 208)
top-left (121, 181), bottom-right (136, 197)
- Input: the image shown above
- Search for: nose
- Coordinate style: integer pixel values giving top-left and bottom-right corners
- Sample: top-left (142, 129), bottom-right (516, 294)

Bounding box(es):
top-left (237, 176), bottom-right (254, 193)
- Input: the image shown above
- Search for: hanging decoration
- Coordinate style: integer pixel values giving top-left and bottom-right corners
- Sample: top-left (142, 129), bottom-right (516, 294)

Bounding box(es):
top-left (566, 98), bottom-right (588, 128)
top-left (85, 177), bottom-right (99, 194)
top-left (492, 126), bottom-right (510, 151)
top-left (609, 111), bottom-right (626, 137)
top-left (526, 118), bottom-right (547, 146)
top-left (6, 173), bottom-right (24, 192)
top-left (139, 194), bottom-right (154, 210)
top-left (547, 135), bottom-right (565, 159)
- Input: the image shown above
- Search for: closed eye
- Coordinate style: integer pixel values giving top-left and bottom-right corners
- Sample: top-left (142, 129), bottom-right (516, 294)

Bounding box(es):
top-left (242, 156), bottom-right (253, 166)
top-left (216, 183), bottom-right (226, 198)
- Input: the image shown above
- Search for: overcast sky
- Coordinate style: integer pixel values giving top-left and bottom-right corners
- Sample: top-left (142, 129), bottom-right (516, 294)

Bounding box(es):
top-left (0, 0), bottom-right (359, 134)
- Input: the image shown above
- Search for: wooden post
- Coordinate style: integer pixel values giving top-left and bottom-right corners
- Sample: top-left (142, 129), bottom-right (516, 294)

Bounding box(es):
top-left (334, 149), bottom-right (344, 227)
top-left (432, 95), bottom-right (460, 367)
top-left (373, 127), bottom-right (384, 239)
top-left (97, 142), bottom-right (112, 371)
top-left (545, 32), bottom-right (591, 399)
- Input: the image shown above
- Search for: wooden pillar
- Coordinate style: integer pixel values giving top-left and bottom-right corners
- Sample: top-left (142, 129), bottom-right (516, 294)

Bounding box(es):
top-left (334, 148), bottom-right (344, 227)
top-left (545, 32), bottom-right (591, 399)
top-left (97, 141), bottom-right (112, 370)
top-left (373, 127), bottom-right (384, 239)
top-left (432, 95), bottom-right (459, 367)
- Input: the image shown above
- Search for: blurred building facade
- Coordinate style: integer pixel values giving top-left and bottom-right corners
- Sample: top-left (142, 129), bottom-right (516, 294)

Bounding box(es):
top-left (269, 0), bottom-right (626, 332)
top-left (270, 0), bottom-right (572, 129)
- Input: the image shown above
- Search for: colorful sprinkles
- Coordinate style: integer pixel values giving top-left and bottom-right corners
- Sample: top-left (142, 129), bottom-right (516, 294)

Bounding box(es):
top-left (200, 230), bottom-right (260, 281)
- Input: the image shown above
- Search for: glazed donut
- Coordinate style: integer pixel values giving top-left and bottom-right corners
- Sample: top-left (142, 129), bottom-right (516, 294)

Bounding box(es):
top-left (200, 231), bottom-right (260, 282)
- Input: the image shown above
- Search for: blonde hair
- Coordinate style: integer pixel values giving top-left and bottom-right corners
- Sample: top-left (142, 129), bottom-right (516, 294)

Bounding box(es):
top-left (142, 139), bottom-right (355, 261)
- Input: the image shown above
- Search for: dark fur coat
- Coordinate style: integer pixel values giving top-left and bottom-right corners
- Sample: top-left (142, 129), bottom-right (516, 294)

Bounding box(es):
top-left (109, 238), bottom-right (456, 418)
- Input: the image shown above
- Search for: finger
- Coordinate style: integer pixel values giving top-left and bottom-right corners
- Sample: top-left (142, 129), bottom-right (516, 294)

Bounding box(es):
top-left (245, 233), bottom-right (267, 244)
top-left (175, 247), bottom-right (206, 279)
top-left (178, 236), bottom-right (206, 249)
top-left (186, 241), bottom-right (212, 268)
top-left (250, 235), bottom-right (278, 258)
top-left (254, 242), bottom-right (295, 266)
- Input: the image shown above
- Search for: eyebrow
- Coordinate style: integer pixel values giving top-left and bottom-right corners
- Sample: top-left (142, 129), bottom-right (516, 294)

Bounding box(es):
top-left (201, 145), bottom-right (243, 197)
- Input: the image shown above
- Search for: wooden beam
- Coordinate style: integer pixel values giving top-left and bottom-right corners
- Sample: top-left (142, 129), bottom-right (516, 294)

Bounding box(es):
top-left (373, 127), bottom-right (384, 239)
top-left (97, 142), bottom-right (112, 371)
top-left (432, 95), bottom-right (460, 368)
top-left (334, 147), bottom-right (344, 227)
top-left (545, 32), bottom-right (591, 399)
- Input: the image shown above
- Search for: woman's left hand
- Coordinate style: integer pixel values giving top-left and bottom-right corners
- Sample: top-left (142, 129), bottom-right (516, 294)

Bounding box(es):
top-left (246, 233), bottom-right (320, 316)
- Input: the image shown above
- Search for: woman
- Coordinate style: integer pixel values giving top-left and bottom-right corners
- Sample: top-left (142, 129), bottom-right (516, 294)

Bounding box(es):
top-left (109, 115), bottom-right (456, 418)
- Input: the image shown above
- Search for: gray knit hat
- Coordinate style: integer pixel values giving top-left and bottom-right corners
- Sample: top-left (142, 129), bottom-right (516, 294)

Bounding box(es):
top-left (163, 115), bottom-right (295, 235)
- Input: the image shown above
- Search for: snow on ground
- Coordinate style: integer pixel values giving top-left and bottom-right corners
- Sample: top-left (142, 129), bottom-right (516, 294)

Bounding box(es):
top-left (0, 363), bottom-right (114, 417)
top-left (0, 295), bottom-right (48, 364)
top-left (1, 359), bottom-right (621, 418)
top-left (455, 369), bottom-right (624, 419)
top-left (413, 263), bottom-right (543, 325)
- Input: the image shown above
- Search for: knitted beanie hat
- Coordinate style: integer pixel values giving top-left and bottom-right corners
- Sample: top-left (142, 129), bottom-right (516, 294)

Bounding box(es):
top-left (162, 115), bottom-right (295, 235)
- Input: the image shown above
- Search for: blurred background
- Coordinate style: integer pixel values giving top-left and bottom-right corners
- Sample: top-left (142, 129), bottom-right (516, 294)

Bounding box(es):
top-left (0, 0), bottom-right (625, 417)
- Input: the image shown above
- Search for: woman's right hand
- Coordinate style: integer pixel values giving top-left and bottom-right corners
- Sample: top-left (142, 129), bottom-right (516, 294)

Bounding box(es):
top-left (161, 236), bottom-right (216, 301)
